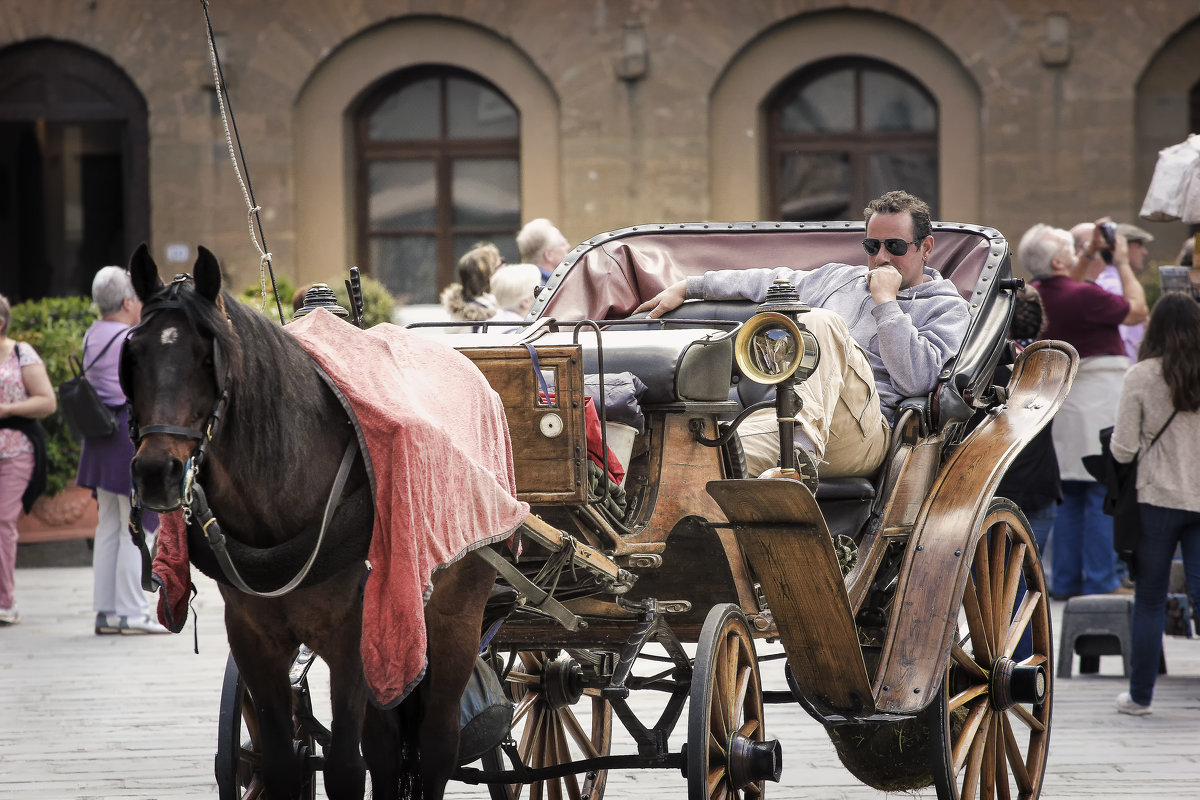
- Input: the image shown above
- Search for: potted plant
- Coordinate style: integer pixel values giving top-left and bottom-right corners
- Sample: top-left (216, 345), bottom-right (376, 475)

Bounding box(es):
top-left (10, 296), bottom-right (99, 542)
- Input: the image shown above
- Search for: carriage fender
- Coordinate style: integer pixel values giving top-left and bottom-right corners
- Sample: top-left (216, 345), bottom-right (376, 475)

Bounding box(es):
top-left (872, 340), bottom-right (1078, 714)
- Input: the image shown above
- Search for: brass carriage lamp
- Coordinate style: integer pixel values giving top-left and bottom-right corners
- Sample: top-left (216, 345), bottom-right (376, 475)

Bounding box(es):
top-left (733, 278), bottom-right (820, 476)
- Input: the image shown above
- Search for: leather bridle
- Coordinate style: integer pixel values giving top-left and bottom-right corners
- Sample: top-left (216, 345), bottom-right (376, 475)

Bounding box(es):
top-left (122, 275), bottom-right (357, 599)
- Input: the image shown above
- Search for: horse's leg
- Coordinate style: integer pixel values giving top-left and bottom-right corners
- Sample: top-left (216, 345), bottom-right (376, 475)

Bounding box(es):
top-left (225, 608), bottom-right (305, 800)
top-left (416, 553), bottom-right (498, 800)
top-left (299, 568), bottom-right (371, 800)
top-left (320, 639), bottom-right (369, 800)
top-left (362, 702), bottom-right (401, 800)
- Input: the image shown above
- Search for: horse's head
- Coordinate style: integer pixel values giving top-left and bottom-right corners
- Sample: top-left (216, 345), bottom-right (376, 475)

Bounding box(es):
top-left (124, 243), bottom-right (233, 511)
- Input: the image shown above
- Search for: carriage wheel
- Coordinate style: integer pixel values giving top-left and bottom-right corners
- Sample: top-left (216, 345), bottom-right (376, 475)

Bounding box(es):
top-left (483, 651), bottom-right (613, 800)
top-left (215, 652), bottom-right (317, 800)
top-left (930, 499), bottom-right (1052, 800)
top-left (687, 604), bottom-right (778, 800)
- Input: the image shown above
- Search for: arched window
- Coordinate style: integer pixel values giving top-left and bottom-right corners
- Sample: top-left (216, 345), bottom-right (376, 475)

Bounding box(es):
top-left (355, 68), bottom-right (520, 304)
top-left (767, 58), bottom-right (938, 221)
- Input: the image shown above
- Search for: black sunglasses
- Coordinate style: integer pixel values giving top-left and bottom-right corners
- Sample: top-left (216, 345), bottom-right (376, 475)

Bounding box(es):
top-left (862, 237), bottom-right (924, 257)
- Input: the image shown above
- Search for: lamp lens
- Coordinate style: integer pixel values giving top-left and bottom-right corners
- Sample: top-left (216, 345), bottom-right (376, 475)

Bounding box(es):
top-left (749, 325), bottom-right (798, 377)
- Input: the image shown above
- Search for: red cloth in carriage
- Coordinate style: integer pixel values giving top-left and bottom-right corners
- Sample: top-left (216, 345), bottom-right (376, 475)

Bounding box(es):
top-left (287, 309), bottom-right (529, 707)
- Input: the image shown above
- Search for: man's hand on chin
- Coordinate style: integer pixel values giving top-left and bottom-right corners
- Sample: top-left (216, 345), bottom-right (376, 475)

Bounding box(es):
top-left (867, 265), bottom-right (902, 304)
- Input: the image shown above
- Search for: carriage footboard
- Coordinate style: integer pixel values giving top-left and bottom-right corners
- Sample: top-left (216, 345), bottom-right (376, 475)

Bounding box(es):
top-left (707, 478), bottom-right (875, 718)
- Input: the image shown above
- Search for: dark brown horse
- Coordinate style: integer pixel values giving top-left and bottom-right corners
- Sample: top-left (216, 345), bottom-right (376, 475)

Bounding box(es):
top-left (123, 245), bottom-right (497, 800)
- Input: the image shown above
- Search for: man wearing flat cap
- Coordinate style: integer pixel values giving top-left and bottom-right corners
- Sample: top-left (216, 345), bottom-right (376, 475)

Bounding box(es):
top-left (1116, 223), bottom-right (1154, 276)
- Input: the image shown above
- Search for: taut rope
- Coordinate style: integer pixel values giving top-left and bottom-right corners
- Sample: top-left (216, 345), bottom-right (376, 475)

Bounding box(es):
top-left (201, 0), bottom-right (285, 321)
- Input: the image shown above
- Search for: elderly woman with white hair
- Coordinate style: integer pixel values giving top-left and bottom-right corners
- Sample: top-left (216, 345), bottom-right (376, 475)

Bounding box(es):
top-left (488, 263), bottom-right (543, 333)
top-left (78, 266), bottom-right (166, 635)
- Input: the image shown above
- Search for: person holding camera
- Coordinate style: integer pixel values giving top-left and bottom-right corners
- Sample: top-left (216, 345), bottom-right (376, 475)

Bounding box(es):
top-left (77, 267), bottom-right (167, 635)
top-left (1071, 219), bottom-right (1150, 362)
top-left (1020, 223), bottom-right (1147, 600)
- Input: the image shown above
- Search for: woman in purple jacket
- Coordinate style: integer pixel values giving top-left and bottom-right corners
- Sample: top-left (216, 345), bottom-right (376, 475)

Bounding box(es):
top-left (78, 267), bottom-right (166, 635)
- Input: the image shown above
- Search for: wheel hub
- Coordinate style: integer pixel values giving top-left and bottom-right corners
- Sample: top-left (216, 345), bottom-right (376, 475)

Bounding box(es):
top-left (542, 658), bottom-right (584, 710)
top-left (727, 735), bottom-right (782, 789)
top-left (990, 657), bottom-right (1047, 710)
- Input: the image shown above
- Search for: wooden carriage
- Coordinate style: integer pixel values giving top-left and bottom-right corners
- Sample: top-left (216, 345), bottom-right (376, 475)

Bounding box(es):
top-left (217, 221), bottom-right (1077, 800)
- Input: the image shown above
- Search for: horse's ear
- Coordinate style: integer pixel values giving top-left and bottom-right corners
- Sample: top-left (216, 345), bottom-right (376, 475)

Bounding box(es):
top-left (194, 246), bottom-right (223, 303)
top-left (129, 243), bottom-right (163, 303)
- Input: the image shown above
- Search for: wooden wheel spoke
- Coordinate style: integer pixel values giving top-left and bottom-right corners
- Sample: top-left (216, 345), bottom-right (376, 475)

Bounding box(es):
top-left (1009, 702), bottom-right (1046, 733)
top-left (949, 682), bottom-right (990, 713)
top-left (733, 666), bottom-right (752, 722)
top-left (507, 671), bottom-right (542, 686)
top-left (737, 718), bottom-right (760, 739)
top-left (1018, 653), bottom-right (1047, 668)
top-left (1001, 590), bottom-right (1042, 659)
top-left (981, 710), bottom-right (998, 800)
top-left (1001, 542), bottom-right (1028, 621)
top-left (707, 729), bottom-right (725, 759)
top-left (707, 765), bottom-right (728, 797)
top-left (962, 576), bottom-right (994, 665)
top-left (961, 706), bottom-right (992, 800)
top-left (560, 706), bottom-right (603, 759)
top-left (995, 719), bottom-right (1013, 800)
top-left (953, 699), bottom-right (991, 773)
top-left (519, 704), bottom-right (543, 764)
top-left (551, 712), bottom-right (581, 800)
top-left (973, 537), bottom-right (995, 647)
top-left (512, 691), bottom-right (542, 726)
top-left (713, 782), bottom-right (730, 800)
top-left (952, 641), bottom-right (989, 681)
top-left (1000, 712), bottom-right (1033, 794)
top-left (990, 524), bottom-right (1009, 647)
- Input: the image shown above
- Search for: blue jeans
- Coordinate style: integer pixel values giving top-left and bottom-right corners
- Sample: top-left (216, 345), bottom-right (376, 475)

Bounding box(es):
top-left (1051, 481), bottom-right (1119, 597)
top-left (1128, 503), bottom-right (1200, 706)
top-left (1025, 502), bottom-right (1057, 584)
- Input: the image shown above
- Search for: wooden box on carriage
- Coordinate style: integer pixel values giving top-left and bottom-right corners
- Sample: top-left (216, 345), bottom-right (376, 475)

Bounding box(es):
top-left (455, 344), bottom-right (588, 504)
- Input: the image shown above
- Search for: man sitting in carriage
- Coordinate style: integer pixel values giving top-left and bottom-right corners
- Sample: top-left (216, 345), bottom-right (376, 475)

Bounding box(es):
top-left (636, 190), bottom-right (971, 488)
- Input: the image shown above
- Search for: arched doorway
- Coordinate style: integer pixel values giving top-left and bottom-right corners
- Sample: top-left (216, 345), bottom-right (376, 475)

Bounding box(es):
top-left (0, 40), bottom-right (149, 302)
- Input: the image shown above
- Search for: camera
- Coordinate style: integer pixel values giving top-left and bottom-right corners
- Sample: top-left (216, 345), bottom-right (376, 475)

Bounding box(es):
top-left (1099, 221), bottom-right (1117, 263)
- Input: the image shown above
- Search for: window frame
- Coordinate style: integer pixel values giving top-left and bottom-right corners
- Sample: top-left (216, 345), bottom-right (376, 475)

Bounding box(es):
top-left (766, 57), bottom-right (938, 221)
top-left (353, 66), bottom-right (520, 297)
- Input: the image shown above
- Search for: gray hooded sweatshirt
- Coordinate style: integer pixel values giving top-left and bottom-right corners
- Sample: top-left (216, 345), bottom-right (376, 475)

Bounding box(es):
top-left (685, 263), bottom-right (971, 421)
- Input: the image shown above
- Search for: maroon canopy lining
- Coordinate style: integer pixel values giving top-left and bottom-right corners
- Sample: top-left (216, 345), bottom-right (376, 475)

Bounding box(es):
top-left (538, 228), bottom-right (993, 321)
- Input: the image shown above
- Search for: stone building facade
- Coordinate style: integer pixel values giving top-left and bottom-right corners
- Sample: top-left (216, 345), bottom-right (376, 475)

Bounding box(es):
top-left (1, 1), bottom-right (1197, 303)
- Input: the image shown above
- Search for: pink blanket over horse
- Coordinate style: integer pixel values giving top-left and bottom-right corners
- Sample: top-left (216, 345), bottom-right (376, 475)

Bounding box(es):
top-left (288, 309), bottom-right (528, 707)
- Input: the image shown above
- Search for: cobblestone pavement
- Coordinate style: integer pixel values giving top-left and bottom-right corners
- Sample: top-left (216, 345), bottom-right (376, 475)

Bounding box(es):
top-left (3, 566), bottom-right (1198, 799)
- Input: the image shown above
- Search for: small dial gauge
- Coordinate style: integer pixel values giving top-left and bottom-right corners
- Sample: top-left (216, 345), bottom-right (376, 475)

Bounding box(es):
top-left (539, 412), bottom-right (564, 438)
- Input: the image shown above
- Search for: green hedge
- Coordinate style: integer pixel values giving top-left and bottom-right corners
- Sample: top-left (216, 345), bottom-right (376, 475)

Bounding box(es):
top-left (9, 296), bottom-right (95, 496)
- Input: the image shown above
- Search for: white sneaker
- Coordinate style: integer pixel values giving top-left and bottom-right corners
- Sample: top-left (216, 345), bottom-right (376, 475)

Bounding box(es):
top-left (0, 605), bottom-right (19, 625)
top-left (1116, 692), bottom-right (1152, 716)
top-left (118, 614), bottom-right (170, 635)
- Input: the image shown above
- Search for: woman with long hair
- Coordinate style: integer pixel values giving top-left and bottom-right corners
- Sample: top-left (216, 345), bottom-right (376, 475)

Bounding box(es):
top-left (440, 242), bottom-right (502, 331)
top-left (1110, 293), bottom-right (1200, 714)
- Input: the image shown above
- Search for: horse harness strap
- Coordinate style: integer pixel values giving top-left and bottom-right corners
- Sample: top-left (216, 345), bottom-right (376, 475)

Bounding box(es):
top-left (188, 436), bottom-right (359, 598)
